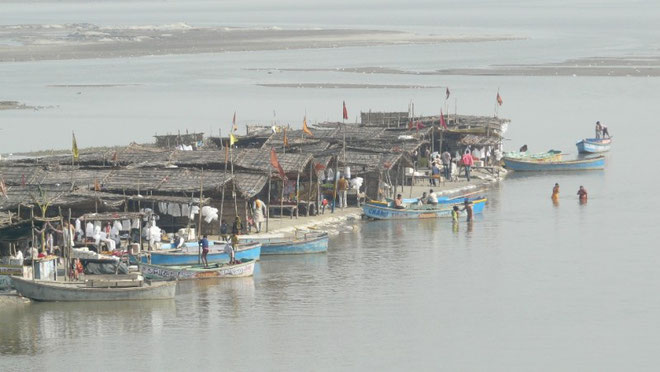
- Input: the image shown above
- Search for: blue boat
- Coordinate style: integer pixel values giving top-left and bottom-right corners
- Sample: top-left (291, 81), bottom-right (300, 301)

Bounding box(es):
top-left (503, 156), bottom-right (605, 171)
top-left (362, 198), bottom-right (487, 220)
top-left (140, 242), bottom-right (261, 266)
top-left (240, 232), bottom-right (329, 255)
top-left (576, 138), bottom-right (611, 153)
top-left (370, 194), bottom-right (484, 208)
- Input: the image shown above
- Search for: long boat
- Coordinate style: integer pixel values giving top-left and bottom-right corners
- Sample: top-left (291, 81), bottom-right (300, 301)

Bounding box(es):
top-left (11, 276), bottom-right (176, 302)
top-left (576, 138), bottom-right (612, 153)
top-left (139, 259), bottom-right (255, 280)
top-left (368, 194), bottom-right (484, 208)
top-left (503, 156), bottom-right (605, 171)
top-left (239, 232), bottom-right (329, 255)
top-left (139, 242), bottom-right (261, 266)
top-left (363, 197), bottom-right (487, 220)
top-left (502, 150), bottom-right (562, 162)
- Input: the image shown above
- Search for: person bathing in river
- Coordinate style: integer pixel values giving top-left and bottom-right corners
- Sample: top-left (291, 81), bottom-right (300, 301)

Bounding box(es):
top-left (452, 205), bottom-right (459, 223)
top-left (462, 199), bottom-right (474, 222)
top-left (577, 186), bottom-right (588, 202)
top-left (394, 194), bottom-right (405, 209)
top-left (552, 183), bottom-right (560, 201)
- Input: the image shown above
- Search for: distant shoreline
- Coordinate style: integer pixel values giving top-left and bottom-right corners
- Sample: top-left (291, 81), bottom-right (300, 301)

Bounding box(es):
top-left (0, 23), bottom-right (522, 63)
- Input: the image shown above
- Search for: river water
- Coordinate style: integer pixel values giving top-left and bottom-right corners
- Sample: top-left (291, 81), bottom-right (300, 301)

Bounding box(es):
top-left (2, 0), bottom-right (660, 370)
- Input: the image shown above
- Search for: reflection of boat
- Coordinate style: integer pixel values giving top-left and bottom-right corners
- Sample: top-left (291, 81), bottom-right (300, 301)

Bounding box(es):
top-left (139, 259), bottom-right (255, 280)
top-left (239, 232), bottom-right (328, 255)
top-left (140, 242), bottom-right (261, 266)
top-left (503, 156), bottom-right (605, 171)
top-left (11, 276), bottom-right (176, 302)
top-left (363, 198), bottom-right (487, 220)
top-left (576, 138), bottom-right (611, 153)
top-left (502, 150), bottom-right (562, 162)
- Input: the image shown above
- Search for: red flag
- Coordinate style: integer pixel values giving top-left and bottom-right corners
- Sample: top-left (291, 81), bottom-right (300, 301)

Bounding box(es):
top-left (416, 121), bottom-right (425, 130)
top-left (440, 110), bottom-right (447, 129)
top-left (496, 92), bottom-right (503, 106)
top-left (232, 111), bottom-right (237, 132)
top-left (111, 151), bottom-right (118, 162)
top-left (94, 178), bottom-right (101, 192)
top-left (270, 148), bottom-right (286, 179)
top-left (446, 87), bottom-right (450, 100)
top-left (21, 174), bottom-right (26, 187)
top-left (342, 101), bottom-right (348, 120)
top-left (314, 162), bottom-right (326, 171)
top-left (408, 120), bottom-right (413, 130)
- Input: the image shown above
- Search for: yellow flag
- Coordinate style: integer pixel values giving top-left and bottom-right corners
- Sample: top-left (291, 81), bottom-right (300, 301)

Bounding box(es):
top-left (72, 132), bottom-right (79, 160)
top-left (283, 128), bottom-right (289, 147)
top-left (302, 117), bottom-right (313, 137)
top-left (230, 133), bottom-right (237, 146)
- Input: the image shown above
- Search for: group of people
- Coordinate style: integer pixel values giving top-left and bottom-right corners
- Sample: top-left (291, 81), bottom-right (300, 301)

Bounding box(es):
top-left (595, 121), bottom-right (611, 139)
top-left (551, 183), bottom-right (589, 203)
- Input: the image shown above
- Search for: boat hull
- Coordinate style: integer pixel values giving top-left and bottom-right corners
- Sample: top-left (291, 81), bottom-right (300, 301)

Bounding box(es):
top-left (11, 277), bottom-right (176, 302)
top-left (141, 243), bottom-right (261, 266)
top-left (246, 233), bottom-right (329, 255)
top-left (140, 260), bottom-right (255, 280)
top-left (363, 198), bottom-right (486, 220)
top-left (576, 138), bottom-right (611, 153)
top-left (503, 156), bottom-right (605, 171)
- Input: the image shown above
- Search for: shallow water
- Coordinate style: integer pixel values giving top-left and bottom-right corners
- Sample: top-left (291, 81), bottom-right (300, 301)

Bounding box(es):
top-left (2, 1), bottom-right (660, 370)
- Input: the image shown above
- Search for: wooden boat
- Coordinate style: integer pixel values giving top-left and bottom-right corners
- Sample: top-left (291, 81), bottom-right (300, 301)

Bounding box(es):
top-left (503, 155), bottom-right (605, 171)
top-left (140, 242), bottom-right (261, 266)
top-left (502, 150), bottom-right (562, 162)
top-left (370, 194), bottom-right (484, 208)
top-left (11, 276), bottom-right (176, 302)
top-left (139, 259), bottom-right (255, 280)
top-left (363, 197), bottom-right (487, 220)
top-left (576, 138), bottom-right (611, 153)
top-left (239, 232), bottom-right (328, 255)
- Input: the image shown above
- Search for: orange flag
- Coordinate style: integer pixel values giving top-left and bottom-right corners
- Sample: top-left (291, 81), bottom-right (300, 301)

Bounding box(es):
top-left (496, 92), bottom-right (503, 106)
top-left (283, 128), bottom-right (289, 147)
top-left (302, 117), bottom-right (313, 137)
top-left (270, 148), bottom-right (287, 179)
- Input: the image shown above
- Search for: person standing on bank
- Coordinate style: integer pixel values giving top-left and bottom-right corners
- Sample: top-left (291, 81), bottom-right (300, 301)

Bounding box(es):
top-left (337, 175), bottom-right (349, 209)
top-left (199, 235), bottom-right (210, 268)
top-left (461, 150), bottom-right (474, 182)
top-left (441, 150), bottom-right (451, 180)
top-left (252, 197), bottom-right (267, 233)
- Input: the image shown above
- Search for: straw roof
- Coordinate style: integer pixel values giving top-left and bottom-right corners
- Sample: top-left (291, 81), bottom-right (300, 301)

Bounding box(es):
top-left (233, 172), bottom-right (269, 198)
top-left (233, 148), bottom-right (313, 174)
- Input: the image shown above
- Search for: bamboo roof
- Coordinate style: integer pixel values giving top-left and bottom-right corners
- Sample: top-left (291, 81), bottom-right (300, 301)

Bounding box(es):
top-left (233, 149), bottom-right (313, 174)
top-left (233, 172), bottom-right (269, 198)
top-left (100, 168), bottom-right (232, 193)
top-left (79, 212), bottom-right (145, 221)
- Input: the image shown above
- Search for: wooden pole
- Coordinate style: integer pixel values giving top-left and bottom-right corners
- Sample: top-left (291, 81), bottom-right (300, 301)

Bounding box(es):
top-left (279, 178), bottom-right (284, 223)
top-left (295, 171), bottom-right (300, 218)
top-left (219, 184), bottom-right (225, 228)
top-left (266, 174), bottom-right (271, 232)
top-left (307, 163), bottom-right (313, 216)
top-left (197, 170), bottom-right (204, 265)
top-left (230, 147), bottom-right (238, 217)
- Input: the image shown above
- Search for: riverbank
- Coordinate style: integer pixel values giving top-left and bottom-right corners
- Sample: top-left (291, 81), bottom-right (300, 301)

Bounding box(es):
top-left (227, 166), bottom-right (506, 238)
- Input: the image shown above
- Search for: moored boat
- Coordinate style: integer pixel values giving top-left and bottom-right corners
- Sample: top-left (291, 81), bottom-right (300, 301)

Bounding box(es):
top-left (502, 149), bottom-right (562, 162)
top-left (140, 242), bottom-right (261, 266)
top-left (239, 232), bottom-right (329, 255)
top-left (11, 276), bottom-right (176, 302)
top-left (503, 155), bottom-right (605, 171)
top-left (139, 259), bottom-right (255, 280)
top-left (576, 138), bottom-right (611, 153)
top-left (363, 197), bottom-right (487, 220)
